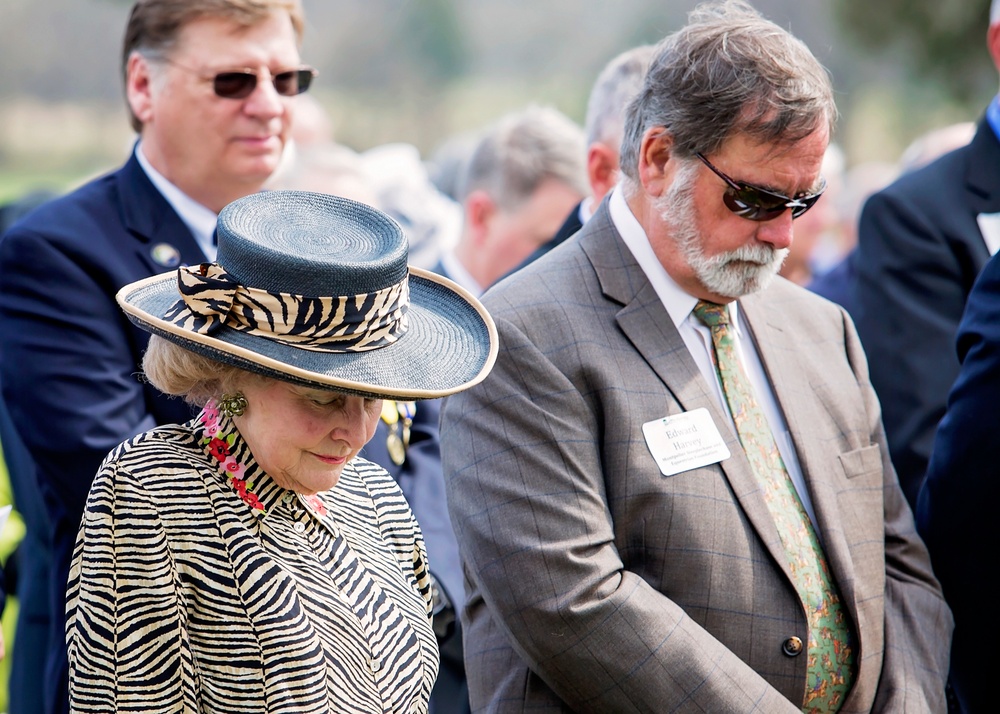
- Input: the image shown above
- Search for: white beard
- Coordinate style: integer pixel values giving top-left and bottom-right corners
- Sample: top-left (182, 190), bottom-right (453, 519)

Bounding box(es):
top-left (658, 160), bottom-right (787, 299)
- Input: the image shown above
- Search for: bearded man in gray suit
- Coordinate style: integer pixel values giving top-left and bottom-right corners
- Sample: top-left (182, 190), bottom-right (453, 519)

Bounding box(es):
top-left (440, 2), bottom-right (952, 712)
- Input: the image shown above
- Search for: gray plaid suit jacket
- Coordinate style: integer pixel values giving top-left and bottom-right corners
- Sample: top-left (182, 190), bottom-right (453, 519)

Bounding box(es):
top-left (440, 201), bottom-right (952, 713)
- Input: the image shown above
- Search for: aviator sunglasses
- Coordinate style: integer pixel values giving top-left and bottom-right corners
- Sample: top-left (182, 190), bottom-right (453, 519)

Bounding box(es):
top-left (695, 152), bottom-right (825, 221)
top-left (163, 58), bottom-right (317, 99)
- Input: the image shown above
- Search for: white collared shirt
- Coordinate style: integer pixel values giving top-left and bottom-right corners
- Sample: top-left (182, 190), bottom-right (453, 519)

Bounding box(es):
top-left (136, 141), bottom-right (218, 262)
top-left (608, 186), bottom-right (818, 528)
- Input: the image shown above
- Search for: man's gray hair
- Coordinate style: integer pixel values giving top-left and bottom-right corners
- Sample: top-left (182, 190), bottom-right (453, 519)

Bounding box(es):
top-left (620, 0), bottom-right (836, 184)
top-left (460, 105), bottom-right (588, 212)
top-left (585, 45), bottom-right (657, 148)
top-left (992, 0), bottom-right (1000, 25)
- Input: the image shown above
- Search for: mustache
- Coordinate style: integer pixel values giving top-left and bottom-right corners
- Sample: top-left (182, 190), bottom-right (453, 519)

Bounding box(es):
top-left (710, 243), bottom-right (788, 267)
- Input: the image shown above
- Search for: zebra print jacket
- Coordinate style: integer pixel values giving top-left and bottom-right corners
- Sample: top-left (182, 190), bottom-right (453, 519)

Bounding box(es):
top-left (66, 409), bottom-right (439, 713)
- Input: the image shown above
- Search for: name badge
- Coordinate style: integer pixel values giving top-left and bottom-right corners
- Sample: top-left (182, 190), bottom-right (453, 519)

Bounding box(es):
top-left (642, 407), bottom-right (730, 476)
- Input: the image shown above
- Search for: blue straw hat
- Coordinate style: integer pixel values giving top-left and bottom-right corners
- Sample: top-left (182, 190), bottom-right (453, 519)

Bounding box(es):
top-left (117, 190), bottom-right (497, 399)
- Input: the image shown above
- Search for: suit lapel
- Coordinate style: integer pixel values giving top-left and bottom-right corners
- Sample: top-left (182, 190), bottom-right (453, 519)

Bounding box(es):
top-left (739, 290), bottom-right (860, 616)
top-left (966, 119), bottom-right (1000, 257)
top-left (116, 149), bottom-right (210, 274)
top-left (579, 207), bottom-right (793, 579)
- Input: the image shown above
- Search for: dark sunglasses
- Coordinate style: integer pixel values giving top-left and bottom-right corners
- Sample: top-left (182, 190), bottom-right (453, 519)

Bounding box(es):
top-left (163, 58), bottom-right (317, 99)
top-left (695, 152), bottom-right (825, 221)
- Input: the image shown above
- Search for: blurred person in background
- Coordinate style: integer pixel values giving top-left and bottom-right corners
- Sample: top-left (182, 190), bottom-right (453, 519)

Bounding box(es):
top-left (805, 159), bottom-right (899, 314)
top-left (442, 104), bottom-right (587, 296)
top-left (514, 44), bottom-right (655, 272)
top-left (808, 122), bottom-right (972, 318)
top-left (0, 187), bottom-right (57, 714)
top-left (851, 7), bottom-right (999, 515)
top-left (0, 2), bottom-right (313, 712)
top-left (917, 166), bottom-right (1000, 714)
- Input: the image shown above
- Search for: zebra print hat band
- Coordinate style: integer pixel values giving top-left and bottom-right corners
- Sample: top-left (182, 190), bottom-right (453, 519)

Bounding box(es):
top-left (166, 262), bottom-right (410, 352)
top-left (116, 191), bottom-right (497, 399)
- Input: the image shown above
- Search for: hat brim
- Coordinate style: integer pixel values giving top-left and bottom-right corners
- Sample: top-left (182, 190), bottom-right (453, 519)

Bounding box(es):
top-left (117, 266), bottom-right (497, 400)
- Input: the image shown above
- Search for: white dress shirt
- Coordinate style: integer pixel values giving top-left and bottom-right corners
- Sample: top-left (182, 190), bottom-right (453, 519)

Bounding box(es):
top-left (609, 186), bottom-right (819, 527)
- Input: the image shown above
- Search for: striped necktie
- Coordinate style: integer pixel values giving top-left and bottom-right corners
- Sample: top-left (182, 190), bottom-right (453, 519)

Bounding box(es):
top-left (693, 299), bottom-right (855, 713)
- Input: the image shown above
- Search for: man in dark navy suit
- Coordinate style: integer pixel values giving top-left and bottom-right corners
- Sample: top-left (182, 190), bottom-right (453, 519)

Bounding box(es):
top-left (852, 3), bottom-right (1000, 511)
top-left (0, 2), bottom-right (312, 712)
top-left (912, 12), bottom-right (1000, 714)
top-left (918, 245), bottom-right (1000, 714)
top-left (513, 45), bottom-right (654, 274)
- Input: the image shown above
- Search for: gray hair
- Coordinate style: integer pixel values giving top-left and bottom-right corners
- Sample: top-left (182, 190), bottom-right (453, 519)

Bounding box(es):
top-left (143, 334), bottom-right (261, 407)
top-left (993, 0), bottom-right (1000, 25)
top-left (620, 0), bottom-right (836, 184)
top-left (585, 45), bottom-right (656, 149)
top-left (459, 105), bottom-right (588, 212)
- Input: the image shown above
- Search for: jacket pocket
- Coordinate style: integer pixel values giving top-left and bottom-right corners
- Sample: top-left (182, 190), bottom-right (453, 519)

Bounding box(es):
top-left (837, 443), bottom-right (882, 479)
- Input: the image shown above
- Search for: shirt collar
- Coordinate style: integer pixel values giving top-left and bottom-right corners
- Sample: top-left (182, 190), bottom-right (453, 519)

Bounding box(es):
top-left (987, 95), bottom-right (1000, 141)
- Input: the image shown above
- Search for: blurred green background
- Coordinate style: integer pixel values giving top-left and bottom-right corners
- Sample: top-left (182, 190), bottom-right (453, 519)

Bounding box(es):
top-left (0, 0), bottom-right (995, 205)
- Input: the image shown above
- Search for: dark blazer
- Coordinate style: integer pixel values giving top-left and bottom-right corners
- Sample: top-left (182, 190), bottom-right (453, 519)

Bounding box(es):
top-left (919, 247), bottom-right (1000, 714)
top-left (853, 117), bottom-right (1000, 508)
top-left (0, 149), bottom-right (205, 714)
top-left (442, 201), bottom-right (952, 712)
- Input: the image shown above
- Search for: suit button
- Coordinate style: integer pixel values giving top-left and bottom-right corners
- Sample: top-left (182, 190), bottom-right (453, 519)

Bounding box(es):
top-left (782, 636), bottom-right (803, 657)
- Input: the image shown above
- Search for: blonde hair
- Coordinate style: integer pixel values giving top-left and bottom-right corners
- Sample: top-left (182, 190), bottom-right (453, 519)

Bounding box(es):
top-left (142, 334), bottom-right (260, 406)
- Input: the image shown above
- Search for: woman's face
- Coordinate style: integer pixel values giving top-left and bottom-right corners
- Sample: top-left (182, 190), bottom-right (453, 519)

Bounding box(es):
top-left (234, 378), bottom-right (382, 494)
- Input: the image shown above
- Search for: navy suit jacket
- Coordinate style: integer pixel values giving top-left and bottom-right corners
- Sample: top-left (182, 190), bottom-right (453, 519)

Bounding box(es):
top-left (853, 117), bottom-right (1000, 507)
top-left (0, 149), bottom-right (205, 714)
top-left (919, 249), bottom-right (1000, 714)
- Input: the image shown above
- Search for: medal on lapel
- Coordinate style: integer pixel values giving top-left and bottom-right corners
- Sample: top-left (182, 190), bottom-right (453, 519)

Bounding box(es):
top-left (381, 400), bottom-right (416, 466)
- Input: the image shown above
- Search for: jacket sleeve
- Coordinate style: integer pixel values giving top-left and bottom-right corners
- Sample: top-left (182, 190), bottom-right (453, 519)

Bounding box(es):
top-left (0, 225), bottom-right (158, 519)
top-left (441, 314), bottom-right (800, 713)
top-left (66, 454), bottom-right (198, 712)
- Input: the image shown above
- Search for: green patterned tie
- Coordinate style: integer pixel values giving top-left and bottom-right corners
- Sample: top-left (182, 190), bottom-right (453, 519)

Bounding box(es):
top-left (693, 300), bottom-right (855, 713)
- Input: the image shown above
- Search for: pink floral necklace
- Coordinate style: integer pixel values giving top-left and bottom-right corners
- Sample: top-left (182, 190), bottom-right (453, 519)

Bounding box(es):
top-left (200, 400), bottom-right (265, 513)
top-left (199, 400), bottom-right (329, 518)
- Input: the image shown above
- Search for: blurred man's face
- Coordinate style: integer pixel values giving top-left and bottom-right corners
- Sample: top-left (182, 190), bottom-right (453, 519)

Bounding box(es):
top-left (481, 178), bottom-right (582, 288)
top-left (128, 10), bottom-right (302, 212)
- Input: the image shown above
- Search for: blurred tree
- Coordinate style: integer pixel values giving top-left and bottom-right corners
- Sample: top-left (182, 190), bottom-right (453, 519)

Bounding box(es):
top-left (398, 0), bottom-right (467, 86)
top-left (833, 0), bottom-right (994, 103)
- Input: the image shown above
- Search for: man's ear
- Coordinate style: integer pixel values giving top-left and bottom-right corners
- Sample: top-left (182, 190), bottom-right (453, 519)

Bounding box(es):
top-left (463, 190), bottom-right (497, 246)
top-left (989, 23), bottom-right (1000, 73)
top-left (637, 127), bottom-right (673, 198)
top-left (126, 52), bottom-right (155, 126)
top-left (587, 142), bottom-right (620, 204)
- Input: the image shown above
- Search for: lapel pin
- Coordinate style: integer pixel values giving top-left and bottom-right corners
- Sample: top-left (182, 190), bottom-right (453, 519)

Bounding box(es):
top-left (150, 242), bottom-right (182, 268)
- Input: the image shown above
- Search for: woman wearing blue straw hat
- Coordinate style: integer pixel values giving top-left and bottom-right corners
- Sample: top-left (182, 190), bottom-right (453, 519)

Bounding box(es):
top-left (64, 190), bottom-right (497, 713)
